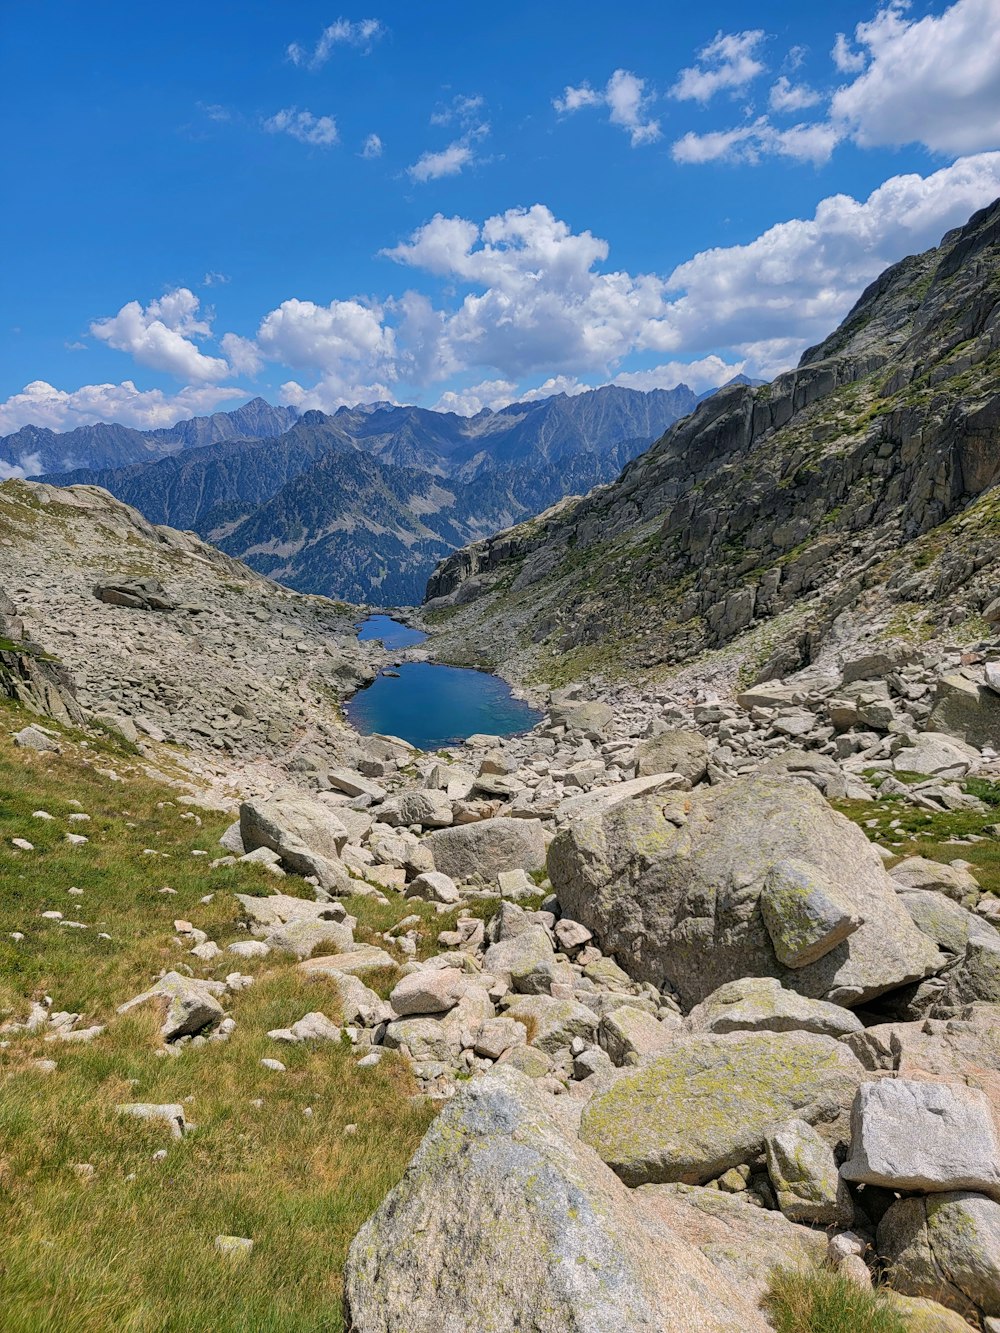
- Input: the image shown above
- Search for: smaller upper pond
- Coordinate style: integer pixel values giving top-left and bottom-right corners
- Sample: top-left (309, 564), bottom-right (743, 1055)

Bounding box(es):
top-left (348, 616), bottom-right (542, 751)
top-left (356, 614), bottom-right (427, 650)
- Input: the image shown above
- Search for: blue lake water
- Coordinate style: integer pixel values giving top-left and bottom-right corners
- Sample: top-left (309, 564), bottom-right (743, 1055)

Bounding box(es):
top-left (356, 614), bottom-right (427, 650)
top-left (346, 657), bottom-right (542, 752)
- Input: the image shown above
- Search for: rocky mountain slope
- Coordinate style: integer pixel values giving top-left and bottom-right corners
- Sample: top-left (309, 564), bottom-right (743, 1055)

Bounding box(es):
top-left (40, 384), bottom-right (702, 604)
top-left (425, 199), bottom-right (1000, 693)
top-left (4, 444), bottom-right (1000, 1326)
top-left (1, 397), bottom-right (298, 476)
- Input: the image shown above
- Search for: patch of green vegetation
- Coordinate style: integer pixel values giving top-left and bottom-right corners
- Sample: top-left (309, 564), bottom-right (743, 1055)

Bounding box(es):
top-left (0, 699), bottom-right (437, 1331)
top-left (762, 1265), bottom-right (907, 1333)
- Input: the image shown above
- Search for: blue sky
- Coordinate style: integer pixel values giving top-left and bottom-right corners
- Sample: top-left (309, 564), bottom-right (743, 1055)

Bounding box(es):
top-left (2, 0), bottom-right (1000, 441)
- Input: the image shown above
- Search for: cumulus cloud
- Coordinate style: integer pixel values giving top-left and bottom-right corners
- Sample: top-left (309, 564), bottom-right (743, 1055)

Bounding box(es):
top-left (430, 94), bottom-right (485, 127)
top-left (554, 69), bottom-right (661, 146)
top-left (361, 132), bottom-right (383, 158)
top-left (769, 76), bottom-right (821, 113)
top-left (433, 379), bottom-right (518, 415)
top-left (670, 30), bottom-right (766, 103)
top-left (264, 107), bottom-right (338, 147)
top-left (0, 381), bottom-right (246, 435)
top-left (287, 18), bottom-right (385, 69)
top-left (408, 141), bottom-right (476, 181)
top-left (612, 355), bottom-right (746, 394)
top-left (831, 0), bottom-right (1000, 155)
top-left (407, 119), bottom-right (489, 181)
top-left (672, 117), bottom-right (838, 166)
top-left (90, 289), bottom-right (230, 383)
top-left (832, 32), bottom-right (866, 73)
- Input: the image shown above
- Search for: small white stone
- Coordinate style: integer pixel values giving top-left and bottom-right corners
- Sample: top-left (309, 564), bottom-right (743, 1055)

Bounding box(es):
top-left (41, 910), bottom-right (63, 920)
top-left (260, 1058), bottom-right (285, 1072)
top-left (11, 839), bottom-right (34, 852)
top-left (65, 833), bottom-right (89, 846)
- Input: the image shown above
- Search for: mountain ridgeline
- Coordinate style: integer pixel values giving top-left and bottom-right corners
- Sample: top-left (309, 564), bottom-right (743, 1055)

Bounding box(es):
top-left (425, 198), bottom-right (1000, 686)
top-left (30, 383), bottom-right (706, 604)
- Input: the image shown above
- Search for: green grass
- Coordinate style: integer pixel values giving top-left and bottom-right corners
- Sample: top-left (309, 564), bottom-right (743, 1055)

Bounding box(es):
top-left (762, 1266), bottom-right (908, 1333)
top-left (0, 701), bottom-right (440, 1331)
top-left (834, 776), bottom-right (1000, 896)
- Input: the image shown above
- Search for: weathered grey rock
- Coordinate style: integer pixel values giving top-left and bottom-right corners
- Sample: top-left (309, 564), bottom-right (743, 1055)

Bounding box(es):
top-left (553, 773), bottom-right (687, 825)
top-left (426, 817), bottom-right (545, 883)
top-left (894, 734), bottom-right (980, 777)
top-left (94, 577), bottom-right (176, 611)
top-left (637, 730), bottom-right (710, 784)
top-left (13, 724), bottom-right (60, 752)
top-left (841, 1079), bottom-right (1000, 1200)
top-left (299, 946), bottom-right (395, 980)
top-left (898, 891), bottom-right (974, 956)
top-left (239, 792), bottom-right (349, 891)
top-left (548, 776), bottom-right (940, 1009)
top-left (344, 1067), bottom-right (768, 1332)
top-left (759, 858), bottom-right (863, 968)
top-left (404, 871), bottom-right (460, 904)
top-left (474, 1016), bottom-right (527, 1060)
top-left (687, 977), bottom-right (863, 1038)
top-left (389, 968), bottom-right (467, 1017)
top-left (928, 674), bottom-right (1000, 748)
top-left (484, 927), bottom-right (556, 995)
top-left (599, 1005), bottom-right (680, 1066)
top-left (328, 768), bottom-right (387, 800)
top-left (496, 868), bottom-right (537, 902)
top-left (378, 790), bottom-right (453, 829)
top-left (117, 971), bottom-right (225, 1041)
top-left (503, 995), bottom-right (599, 1054)
top-left (940, 918), bottom-right (1000, 1006)
top-left (580, 1030), bottom-right (864, 1186)
top-left (288, 1011), bottom-right (342, 1042)
top-left (765, 1118), bottom-right (853, 1225)
top-left (264, 918), bottom-right (354, 960)
top-left (219, 821), bottom-right (245, 856)
top-left (116, 1102), bottom-right (187, 1138)
top-left (549, 699), bottom-right (614, 739)
top-left (758, 750), bottom-right (848, 800)
top-left (317, 971), bottom-right (392, 1027)
top-left (878, 1191), bottom-right (1000, 1320)
top-left (235, 892), bottom-right (346, 930)
top-left (890, 857), bottom-right (980, 906)
top-left (634, 1184), bottom-right (827, 1310)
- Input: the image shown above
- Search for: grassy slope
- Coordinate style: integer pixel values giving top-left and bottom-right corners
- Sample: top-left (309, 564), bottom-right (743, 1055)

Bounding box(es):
top-left (0, 699), bottom-right (472, 1333)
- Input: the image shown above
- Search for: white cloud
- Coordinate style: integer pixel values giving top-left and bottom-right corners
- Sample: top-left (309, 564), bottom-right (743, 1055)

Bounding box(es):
top-left (554, 69), bottom-right (660, 146)
top-left (662, 152), bottom-right (1000, 373)
top-left (220, 333), bottom-right (263, 376)
top-left (408, 141), bottom-right (476, 181)
top-left (769, 76), bottom-right (821, 113)
top-left (202, 271), bottom-right (230, 286)
top-left (0, 452), bottom-right (43, 481)
top-left (670, 30), bottom-right (766, 103)
top-left (831, 0), bottom-right (1000, 155)
top-left (672, 116), bottom-right (838, 166)
top-left (287, 18), bottom-right (385, 69)
top-left (832, 32), bottom-right (866, 73)
top-left (362, 132), bottom-right (383, 158)
top-left (430, 94), bottom-right (485, 127)
top-left (433, 379), bottom-right (518, 414)
top-left (264, 107), bottom-right (338, 147)
top-left (0, 381), bottom-right (246, 435)
top-left (612, 355), bottom-right (746, 394)
top-left (90, 289), bottom-right (230, 383)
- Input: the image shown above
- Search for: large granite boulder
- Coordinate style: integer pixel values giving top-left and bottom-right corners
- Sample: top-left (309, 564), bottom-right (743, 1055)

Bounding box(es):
top-left (579, 1030), bottom-right (864, 1186)
top-left (841, 1079), bottom-right (1000, 1200)
top-left (93, 577), bottom-right (176, 611)
top-left (548, 776), bottom-right (941, 1009)
top-left (878, 1191), bottom-right (1000, 1321)
top-left (687, 977), bottom-right (863, 1038)
top-left (927, 673), bottom-right (1000, 748)
top-left (426, 817), bottom-right (546, 883)
top-left (240, 791), bottom-right (350, 892)
top-left (344, 1067), bottom-right (768, 1332)
top-left (637, 730), bottom-right (710, 784)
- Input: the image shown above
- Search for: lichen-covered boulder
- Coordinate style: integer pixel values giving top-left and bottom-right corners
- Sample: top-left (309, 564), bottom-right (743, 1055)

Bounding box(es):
top-left (426, 817), bottom-right (545, 883)
top-left (687, 977), bottom-right (863, 1038)
top-left (579, 1030), bottom-right (864, 1186)
top-left (765, 1118), bottom-right (853, 1225)
top-left (344, 1067), bottom-right (769, 1332)
top-left (637, 730), bottom-right (710, 784)
top-left (548, 776), bottom-right (941, 1008)
top-left (877, 1191), bottom-right (1000, 1320)
top-left (239, 791), bottom-right (349, 891)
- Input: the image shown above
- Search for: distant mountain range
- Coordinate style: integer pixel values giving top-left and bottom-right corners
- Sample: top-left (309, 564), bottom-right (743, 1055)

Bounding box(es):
top-left (12, 381), bottom-right (753, 603)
